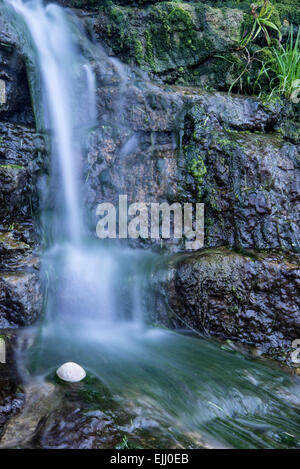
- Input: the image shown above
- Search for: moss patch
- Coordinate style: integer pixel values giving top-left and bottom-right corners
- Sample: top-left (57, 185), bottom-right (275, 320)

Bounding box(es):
top-left (0, 164), bottom-right (24, 170)
top-left (96, 1), bottom-right (244, 80)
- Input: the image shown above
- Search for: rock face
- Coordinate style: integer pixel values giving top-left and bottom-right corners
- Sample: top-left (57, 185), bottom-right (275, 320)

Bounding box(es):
top-left (0, 13), bottom-right (34, 125)
top-left (160, 248), bottom-right (300, 362)
top-left (84, 65), bottom-right (299, 253)
top-left (92, 0), bottom-right (299, 92)
top-left (77, 3), bottom-right (300, 360)
top-left (181, 102), bottom-right (300, 252)
top-left (95, 2), bottom-right (245, 85)
top-left (0, 121), bottom-right (43, 328)
top-left (0, 10), bottom-right (43, 328)
top-left (0, 331), bottom-right (24, 440)
top-left (0, 270), bottom-right (41, 328)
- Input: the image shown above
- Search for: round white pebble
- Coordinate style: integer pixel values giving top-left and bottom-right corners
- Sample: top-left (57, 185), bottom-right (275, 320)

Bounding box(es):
top-left (56, 362), bottom-right (86, 383)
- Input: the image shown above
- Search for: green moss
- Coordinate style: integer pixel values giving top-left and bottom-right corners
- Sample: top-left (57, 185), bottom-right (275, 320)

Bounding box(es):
top-left (134, 36), bottom-right (143, 66)
top-left (185, 140), bottom-right (207, 199)
top-left (102, 2), bottom-right (214, 73)
top-left (241, 1), bottom-right (281, 45)
top-left (168, 4), bottom-right (195, 35)
top-left (231, 285), bottom-right (243, 301)
top-left (216, 136), bottom-right (233, 147)
top-left (274, 0), bottom-right (300, 25)
top-left (165, 4), bottom-right (204, 53)
top-left (207, 0), bottom-right (299, 25)
top-left (110, 5), bottom-right (126, 24)
top-left (145, 30), bottom-right (155, 70)
top-left (97, 0), bottom-right (299, 93)
top-left (189, 155), bottom-right (207, 186)
top-left (0, 164), bottom-right (24, 170)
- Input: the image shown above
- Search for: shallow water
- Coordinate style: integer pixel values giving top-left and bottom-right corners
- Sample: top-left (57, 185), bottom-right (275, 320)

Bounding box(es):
top-left (25, 321), bottom-right (300, 449)
top-left (24, 244), bottom-right (300, 449)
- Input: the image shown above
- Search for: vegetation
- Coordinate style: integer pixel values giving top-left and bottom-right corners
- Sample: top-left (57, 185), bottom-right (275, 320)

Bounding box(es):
top-left (218, 1), bottom-right (300, 99)
top-left (259, 26), bottom-right (300, 99)
top-left (0, 164), bottom-right (24, 170)
top-left (240, 0), bottom-right (281, 48)
top-left (189, 155), bottom-right (207, 187)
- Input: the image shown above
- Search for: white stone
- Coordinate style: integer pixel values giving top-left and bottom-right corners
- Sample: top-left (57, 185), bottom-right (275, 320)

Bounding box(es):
top-left (0, 337), bottom-right (5, 364)
top-left (56, 362), bottom-right (86, 383)
top-left (0, 79), bottom-right (6, 105)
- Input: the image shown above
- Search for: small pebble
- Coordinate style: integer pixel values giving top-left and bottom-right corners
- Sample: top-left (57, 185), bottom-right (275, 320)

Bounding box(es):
top-left (56, 362), bottom-right (86, 383)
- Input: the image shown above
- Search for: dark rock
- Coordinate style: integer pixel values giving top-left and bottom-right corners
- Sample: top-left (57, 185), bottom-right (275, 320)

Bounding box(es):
top-left (0, 12), bottom-right (34, 126)
top-left (94, 2), bottom-right (245, 86)
top-left (86, 67), bottom-right (298, 253)
top-left (161, 248), bottom-right (300, 362)
top-left (0, 330), bottom-right (24, 440)
top-left (0, 122), bottom-right (42, 328)
top-left (180, 103), bottom-right (300, 252)
top-left (0, 220), bottom-right (39, 271)
top-left (0, 122), bottom-right (45, 221)
top-left (0, 269), bottom-right (42, 328)
top-left (34, 404), bottom-right (125, 449)
top-left (0, 26), bottom-right (43, 330)
top-left (0, 122), bottom-right (43, 328)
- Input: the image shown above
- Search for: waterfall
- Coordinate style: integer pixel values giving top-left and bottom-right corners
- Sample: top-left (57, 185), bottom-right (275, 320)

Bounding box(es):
top-left (6, 0), bottom-right (96, 243)
top-left (5, 0), bottom-right (123, 327)
top-left (4, 0), bottom-right (300, 449)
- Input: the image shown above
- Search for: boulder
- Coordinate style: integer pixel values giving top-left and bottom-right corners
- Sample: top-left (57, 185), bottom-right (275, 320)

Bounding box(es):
top-left (0, 270), bottom-right (42, 328)
top-left (0, 331), bottom-right (24, 441)
top-left (0, 10), bottom-right (34, 125)
top-left (161, 248), bottom-right (300, 362)
top-left (95, 2), bottom-right (245, 86)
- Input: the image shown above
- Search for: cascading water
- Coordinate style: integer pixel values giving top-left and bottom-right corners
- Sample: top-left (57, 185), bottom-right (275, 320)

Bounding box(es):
top-left (3, 0), bottom-right (300, 449)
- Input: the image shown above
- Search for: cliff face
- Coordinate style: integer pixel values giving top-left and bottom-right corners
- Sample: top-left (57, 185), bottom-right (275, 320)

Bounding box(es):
top-left (0, 11), bottom-right (43, 330)
top-left (0, 1), bottom-right (299, 357)
top-left (81, 1), bottom-right (299, 361)
top-left (62, 1), bottom-right (300, 91)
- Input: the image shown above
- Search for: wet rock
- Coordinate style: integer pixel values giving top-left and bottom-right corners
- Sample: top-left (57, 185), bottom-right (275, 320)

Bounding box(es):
top-left (0, 11), bottom-right (34, 125)
top-left (94, 2), bottom-right (245, 83)
top-left (0, 381), bottom-right (59, 448)
top-left (162, 248), bottom-right (300, 362)
top-left (0, 79), bottom-right (43, 328)
top-left (86, 69), bottom-right (298, 253)
top-left (0, 270), bottom-right (42, 328)
top-left (0, 122), bottom-right (45, 221)
top-left (0, 221), bottom-right (39, 270)
top-left (0, 165), bottom-right (31, 219)
top-left (34, 404), bottom-right (125, 449)
top-left (29, 374), bottom-right (191, 449)
top-left (180, 103), bottom-right (299, 252)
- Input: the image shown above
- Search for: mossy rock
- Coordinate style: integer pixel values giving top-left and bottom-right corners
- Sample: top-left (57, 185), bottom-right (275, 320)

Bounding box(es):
top-left (93, 0), bottom-right (298, 93)
top-left (95, 2), bottom-right (245, 80)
